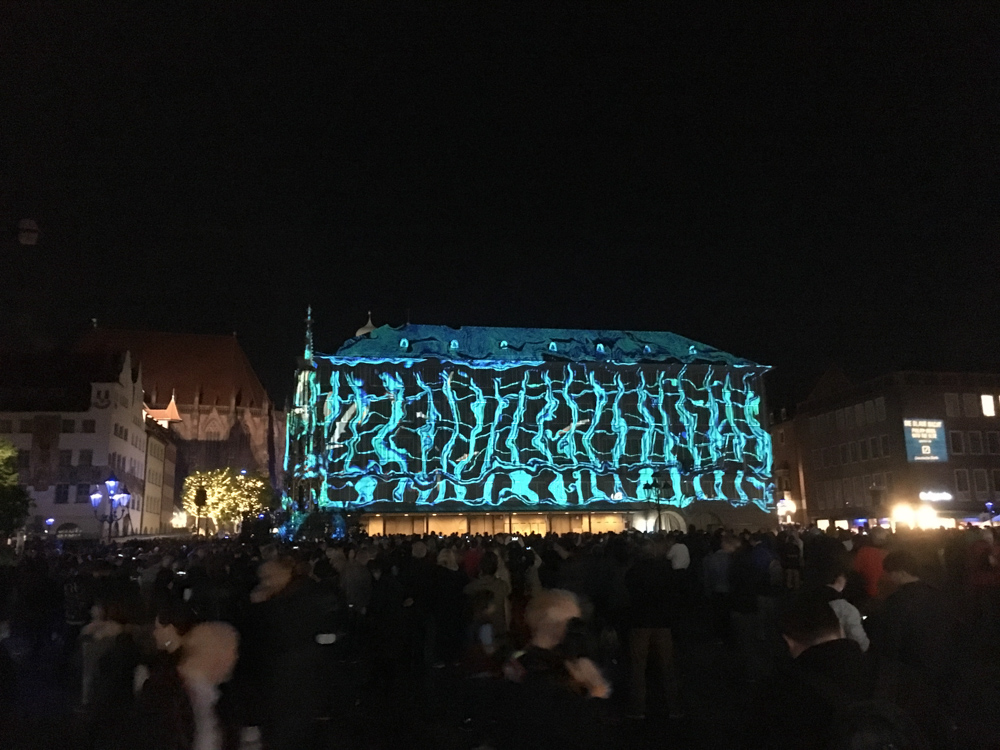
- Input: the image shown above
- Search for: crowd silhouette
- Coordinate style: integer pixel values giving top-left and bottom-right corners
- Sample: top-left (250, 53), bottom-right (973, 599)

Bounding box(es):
top-left (1, 522), bottom-right (999, 749)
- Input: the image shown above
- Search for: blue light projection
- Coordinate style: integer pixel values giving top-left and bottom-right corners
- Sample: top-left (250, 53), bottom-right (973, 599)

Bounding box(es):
top-left (287, 324), bottom-right (773, 513)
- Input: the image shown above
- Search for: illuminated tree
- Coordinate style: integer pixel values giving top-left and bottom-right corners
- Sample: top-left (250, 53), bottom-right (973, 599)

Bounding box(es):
top-left (182, 469), bottom-right (270, 529)
top-left (0, 438), bottom-right (32, 542)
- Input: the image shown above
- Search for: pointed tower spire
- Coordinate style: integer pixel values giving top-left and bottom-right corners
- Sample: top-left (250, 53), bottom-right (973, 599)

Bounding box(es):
top-left (304, 305), bottom-right (314, 361)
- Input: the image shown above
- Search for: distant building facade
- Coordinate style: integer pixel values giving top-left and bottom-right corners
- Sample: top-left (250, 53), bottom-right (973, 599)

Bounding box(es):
top-left (142, 420), bottom-right (178, 535)
top-left (287, 318), bottom-right (775, 534)
top-left (78, 330), bottom-right (286, 507)
top-left (0, 351), bottom-right (146, 538)
top-left (774, 369), bottom-right (1000, 527)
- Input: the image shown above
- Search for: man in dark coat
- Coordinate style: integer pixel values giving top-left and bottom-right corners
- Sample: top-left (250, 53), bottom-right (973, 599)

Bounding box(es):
top-left (624, 537), bottom-right (683, 719)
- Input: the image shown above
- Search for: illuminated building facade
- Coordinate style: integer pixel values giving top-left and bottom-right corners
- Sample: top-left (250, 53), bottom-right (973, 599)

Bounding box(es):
top-left (287, 315), bottom-right (774, 534)
top-left (775, 369), bottom-right (1000, 529)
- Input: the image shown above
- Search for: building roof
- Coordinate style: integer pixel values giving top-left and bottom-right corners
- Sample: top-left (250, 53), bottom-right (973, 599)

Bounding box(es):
top-left (77, 329), bottom-right (270, 409)
top-left (145, 392), bottom-right (182, 424)
top-left (0, 350), bottom-right (131, 411)
top-left (329, 324), bottom-right (764, 367)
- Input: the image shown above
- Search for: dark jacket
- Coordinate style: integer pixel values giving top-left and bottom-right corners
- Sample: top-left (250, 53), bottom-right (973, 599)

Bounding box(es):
top-left (132, 664), bottom-right (240, 750)
top-left (625, 555), bottom-right (681, 629)
top-left (749, 638), bottom-right (866, 749)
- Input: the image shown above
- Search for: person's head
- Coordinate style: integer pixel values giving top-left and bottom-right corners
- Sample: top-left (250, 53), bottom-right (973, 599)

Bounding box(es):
top-left (882, 550), bottom-right (921, 586)
top-left (437, 548), bottom-right (458, 572)
top-left (153, 600), bottom-right (197, 653)
top-left (179, 622), bottom-right (239, 686)
top-left (479, 551), bottom-right (499, 577)
top-left (257, 556), bottom-right (296, 595)
top-left (412, 541), bottom-right (428, 560)
top-left (720, 535), bottom-right (740, 553)
top-left (820, 561), bottom-right (851, 592)
top-left (525, 589), bottom-right (582, 650)
top-left (779, 597), bottom-right (844, 658)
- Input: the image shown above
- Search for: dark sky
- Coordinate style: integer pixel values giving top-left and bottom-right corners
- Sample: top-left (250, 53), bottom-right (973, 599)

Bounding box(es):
top-left (2, 2), bottom-right (998, 409)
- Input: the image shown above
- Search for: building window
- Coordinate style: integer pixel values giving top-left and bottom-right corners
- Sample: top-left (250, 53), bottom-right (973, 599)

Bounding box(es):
top-left (206, 430), bottom-right (220, 441)
top-left (17, 450), bottom-right (29, 469)
top-left (54, 484), bottom-right (69, 504)
top-left (974, 469), bottom-right (989, 495)
top-left (945, 393), bottom-right (961, 417)
top-left (855, 404), bottom-right (866, 428)
top-left (75, 484), bottom-right (90, 503)
top-left (983, 395), bottom-right (997, 418)
top-left (0, 419), bottom-right (10, 433)
top-left (955, 469), bottom-right (970, 494)
top-left (836, 409), bottom-right (846, 431)
top-left (848, 442), bottom-right (859, 463)
top-left (858, 440), bottom-right (869, 461)
top-left (993, 469), bottom-right (1000, 493)
top-left (821, 448), bottom-right (831, 468)
top-left (839, 444), bottom-right (849, 465)
top-left (988, 432), bottom-right (1000, 455)
top-left (869, 436), bottom-right (880, 460)
top-left (58, 450), bottom-right (72, 467)
top-left (950, 431), bottom-right (965, 455)
top-left (880, 434), bottom-right (890, 457)
top-left (82, 419), bottom-right (96, 433)
top-left (864, 401), bottom-right (877, 424)
top-left (845, 407), bottom-right (856, 430)
top-left (875, 397), bottom-right (887, 422)
top-left (969, 431), bottom-right (984, 455)
top-left (963, 393), bottom-right (980, 417)
top-left (61, 419), bottom-right (75, 433)
top-left (79, 449), bottom-right (93, 467)
top-left (18, 419), bottom-right (32, 433)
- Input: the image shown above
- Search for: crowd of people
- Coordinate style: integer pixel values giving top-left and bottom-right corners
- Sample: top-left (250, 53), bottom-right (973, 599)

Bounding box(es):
top-left (1, 522), bottom-right (999, 749)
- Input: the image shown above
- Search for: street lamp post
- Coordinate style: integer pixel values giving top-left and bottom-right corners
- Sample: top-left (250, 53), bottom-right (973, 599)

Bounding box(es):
top-left (90, 473), bottom-right (131, 543)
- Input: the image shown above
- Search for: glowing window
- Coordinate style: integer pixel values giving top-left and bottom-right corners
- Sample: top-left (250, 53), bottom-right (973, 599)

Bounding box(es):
top-left (549, 342), bottom-right (557, 352)
top-left (450, 340), bottom-right (459, 350)
top-left (982, 394), bottom-right (996, 417)
top-left (596, 343), bottom-right (605, 354)
top-left (399, 338), bottom-right (409, 348)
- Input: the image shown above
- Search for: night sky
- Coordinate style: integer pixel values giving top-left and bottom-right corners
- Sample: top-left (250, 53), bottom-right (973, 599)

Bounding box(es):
top-left (2, 3), bottom-right (998, 409)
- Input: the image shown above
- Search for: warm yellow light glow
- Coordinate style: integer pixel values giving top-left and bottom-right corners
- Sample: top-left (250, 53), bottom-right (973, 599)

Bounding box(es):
top-left (982, 394), bottom-right (996, 417)
top-left (892, 503), bottom-right (915, 527)
top-left (170, 511), bottom-right (188, 529)
top-left (915, 505), bottom-right (938, 529)
top-left (182, 469), bottom-right (268, 525)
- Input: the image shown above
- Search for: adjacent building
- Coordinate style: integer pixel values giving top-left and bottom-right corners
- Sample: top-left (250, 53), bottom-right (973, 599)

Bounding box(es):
top-left (287, 317), bottom-right (774, 534)
top-left (77, 329), bottom-right (286, 503)
top-left (773, 369), bottom-right (1000, 528)
top-left (0, 351), bottom-right (147, 538)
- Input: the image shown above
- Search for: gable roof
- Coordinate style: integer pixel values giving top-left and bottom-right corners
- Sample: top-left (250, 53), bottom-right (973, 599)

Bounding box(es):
top-left (330, 324), bottom-right (764, 367)
top-left (77, 329), bottom-right (269, 409)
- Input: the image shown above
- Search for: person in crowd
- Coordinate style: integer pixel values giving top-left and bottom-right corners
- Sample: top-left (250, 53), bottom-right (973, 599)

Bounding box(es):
top-left (624, 536), bottom-right (683, 719)
top-left (777, 530), bottom-right (803, 589)
top-left (464, 550), bottom-right (511, 643)
top-left (703, 534), bottom-right (738, 641)
top-left (853, 528), bottom-right (889, 600)
top-left (805, 561), bottom-right (870, 652)
top-left (249, 555), bottom-right (339, 750)
top-left (133, 621), bottom-right (242, 750)
top-left (666, 532), bottom-right (691, 571)
top-left (869, 549), bottom-right (959, 746)
top-left (502, 589), bottom-right (610, 749)
top-left (750, 596), bottom-right (926, 750)
top-left (429, 547), bottom-right (468, 666)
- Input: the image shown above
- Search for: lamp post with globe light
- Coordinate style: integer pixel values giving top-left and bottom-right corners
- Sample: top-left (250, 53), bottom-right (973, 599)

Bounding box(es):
top-left (90, 473), bottom-right (131, 542)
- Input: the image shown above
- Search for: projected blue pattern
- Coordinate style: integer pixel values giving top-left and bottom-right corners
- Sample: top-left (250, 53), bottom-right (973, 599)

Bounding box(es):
top-left (287, 324), bottom-right (772, 513)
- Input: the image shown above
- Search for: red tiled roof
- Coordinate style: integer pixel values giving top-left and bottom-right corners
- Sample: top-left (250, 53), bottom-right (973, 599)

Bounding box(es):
top-left (77, 329), bottom-right (269, 409)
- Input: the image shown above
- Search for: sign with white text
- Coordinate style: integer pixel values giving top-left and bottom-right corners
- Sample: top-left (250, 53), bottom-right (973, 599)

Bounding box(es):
top-left (903, 419), bottom-right (947, 462)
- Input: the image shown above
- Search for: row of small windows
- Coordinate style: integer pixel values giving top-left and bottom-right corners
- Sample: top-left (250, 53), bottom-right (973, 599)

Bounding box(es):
top-left (813, 472), bottom-right (893, 511)
top-left (809, 398), bottom-right (887, 435)
top-left (948, 430), bottom-right (1000, 455)
top-left (953, 468), bottom-right (1000, 497)
top-left (0, 418), bottom-right (96, 434)
top-left (813, 435), bottom-right (891, 469)
top-left (19, 449), bottom-right (95, 468)
top-left (113, 423), bottom-right (129, 441)
top-left (945, 393), bottom-right (998, 419)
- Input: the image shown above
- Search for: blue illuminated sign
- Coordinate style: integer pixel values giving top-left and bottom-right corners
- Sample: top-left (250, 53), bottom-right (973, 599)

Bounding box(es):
top-left (287, 323), bottom-right (773, 512)
top-left (903, 419), bottom-right (947, 462)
